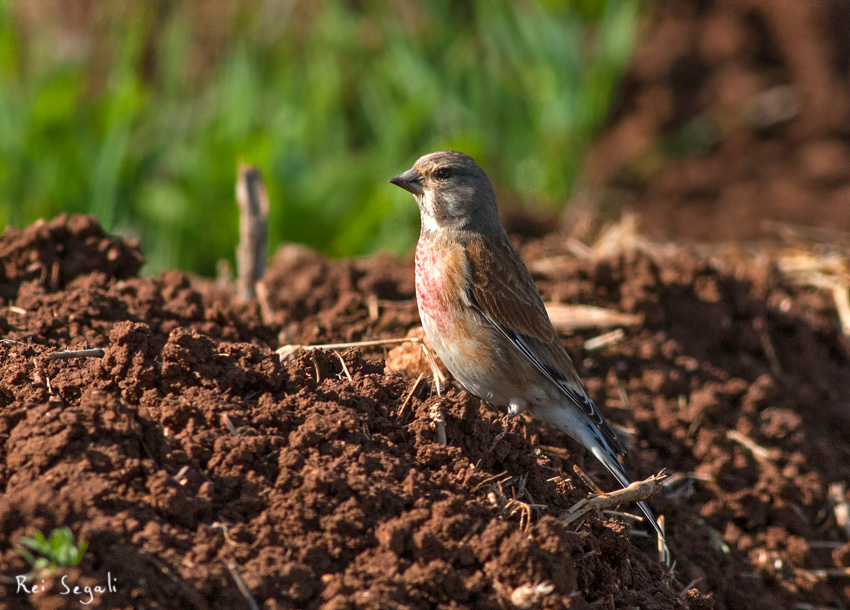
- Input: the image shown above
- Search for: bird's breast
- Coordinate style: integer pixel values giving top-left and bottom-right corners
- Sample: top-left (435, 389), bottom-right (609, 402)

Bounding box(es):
top-left (414, 235), bottom-right (517, 404)
top-left (414, 237), bottom-right (467, 338)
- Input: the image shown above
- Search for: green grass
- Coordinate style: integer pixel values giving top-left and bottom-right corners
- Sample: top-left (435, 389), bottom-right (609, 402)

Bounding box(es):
top-left (16, 527), bottom-right (88, 573)
top-left (0, 1), bottom-right (640, 275)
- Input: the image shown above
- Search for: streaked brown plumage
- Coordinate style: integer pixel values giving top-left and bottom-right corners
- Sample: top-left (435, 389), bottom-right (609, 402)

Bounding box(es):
top-left (391, 151), bottom-right (668, 560)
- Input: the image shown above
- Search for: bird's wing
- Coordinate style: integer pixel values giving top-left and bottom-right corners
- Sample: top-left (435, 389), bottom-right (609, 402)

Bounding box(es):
top-left (463, 234), bottom-right (626, 455)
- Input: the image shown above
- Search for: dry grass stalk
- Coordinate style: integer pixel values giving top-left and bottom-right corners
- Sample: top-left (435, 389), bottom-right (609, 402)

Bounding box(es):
top-left (727, 430), bottom-right (781, 462)
top-left (572, 463), bottom-right (604, 495)
top-left (277, 336), bottom-right (446, 392)
top-left (485, 474), bottom-right (547, 533)
top-left (333, 351), bottom-right (353, 382)
top-left (584, 328), bottom-right (625, 351)
top-left (776, 248), bottom-right (850, 337)
top-left (227, 559), bottom-right (261, 610)
top-left (544, 303), bottom-right (642, 333)
top-left (396, 373), bottom-right (424, 417)
top-left (222, 414), bottom-right (238, 437)
top-left (537, 444), bottom-right (572, 461)
top-left (563, 472), bottom-right (667, 526)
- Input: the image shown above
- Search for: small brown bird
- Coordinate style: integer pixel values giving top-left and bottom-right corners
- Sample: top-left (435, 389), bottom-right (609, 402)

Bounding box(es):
top-left (390, 151), bottom-right (667, 557)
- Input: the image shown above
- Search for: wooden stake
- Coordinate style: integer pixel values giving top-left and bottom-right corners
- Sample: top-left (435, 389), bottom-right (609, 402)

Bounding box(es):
top-left (236, 164), bottom-right (269, 300)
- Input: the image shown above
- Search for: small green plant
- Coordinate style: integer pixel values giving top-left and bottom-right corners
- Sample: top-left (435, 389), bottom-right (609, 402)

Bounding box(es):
top-left (16, 527), bottom-right (88, 573)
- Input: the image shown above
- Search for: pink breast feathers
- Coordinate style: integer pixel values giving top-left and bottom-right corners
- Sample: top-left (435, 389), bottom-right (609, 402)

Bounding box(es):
top-left (414, 238), bottom-right (456, 337)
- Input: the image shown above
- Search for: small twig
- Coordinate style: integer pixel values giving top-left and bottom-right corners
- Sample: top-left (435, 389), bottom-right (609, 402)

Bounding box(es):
top-left (34, 365), bottom-right (57, 399)
top-left (727, 430), bottom-right (781, 462)
top-left (47, 348), bottom-right (106, 360)
top-left (603, 509), bottom-right (644, 521)
top-left (143, 553), bottom-right (207, 606)
top-left (679, 577), bottom-right (703, 596)
top-left (537, 444), bottom-right (572, 461)
top-left (584, 328), bottom-right (625, 351)
top-left (366, 294), bottom-right (380, 321)
top-left (472, 470), bottom-right (510, 493)
top-left (797, 567), bottom-right (850, 579)
top-left (833, 283), bottom-right (850, 337)
top-left (563, 472), bottom-right (667, 525)
top-left (227, 560), bottom-right (261, 610)
top-left (173, 465), bottom-right (190, 485)
top-left (211, 522), bottom-right (236, 546)
top-left (828, 482), bottom-right (850, 540)
top-left (222, 414), bottom-right (238, 437)
top-left (0, 338), bottom-right (29, 346)
top-left (310, 354), bottom-right (321, 383)
top-left (254, 280), bottom-right (276, 326)
top-left (333, 351), bottom-right (353, 382)
top-left (661, 471), bottom-right (713, 487)
top-left (613, 373), bottom-right (631, 409)
top-left (753, 318), bottom-right (783, 377)
top-left (397, 373), bottom-right (424, 417)
top-left (484, 474), bottom-right (546, 533)
top-left (235, 164), bottom-right (269, 301)
top-left (430, 401), bottom-right (447, 445)
top-left (662, 471), bottom-right (711, 500)
top-left (807, 540), bottom-right (845, 549)
top-left (572, 464), bottom-right (604, 495)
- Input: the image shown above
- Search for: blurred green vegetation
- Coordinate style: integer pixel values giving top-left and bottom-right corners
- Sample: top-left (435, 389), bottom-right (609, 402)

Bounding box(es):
top-left (0, 0), bottom-right (640, 275)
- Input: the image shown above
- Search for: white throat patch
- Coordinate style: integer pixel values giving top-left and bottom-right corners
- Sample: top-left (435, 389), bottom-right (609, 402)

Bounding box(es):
top-left (420, 190), bottom-right (441, 233)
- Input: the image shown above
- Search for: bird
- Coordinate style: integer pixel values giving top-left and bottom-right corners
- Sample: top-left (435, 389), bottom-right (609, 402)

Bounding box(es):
top-left (390, 150), bottom-right (668, 559)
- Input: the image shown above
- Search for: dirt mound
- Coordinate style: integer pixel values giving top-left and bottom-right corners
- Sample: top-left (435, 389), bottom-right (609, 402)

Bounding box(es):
top-left (0, 214), bottom-right (144, 301)
top-left (585, 0), bottom-right (850, 242)
top-left (1, 215), bottom-right (849, 609)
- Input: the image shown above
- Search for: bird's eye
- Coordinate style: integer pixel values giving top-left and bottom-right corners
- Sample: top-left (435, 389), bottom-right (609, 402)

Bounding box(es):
top-left (434, 167), bottom-right (452, 180)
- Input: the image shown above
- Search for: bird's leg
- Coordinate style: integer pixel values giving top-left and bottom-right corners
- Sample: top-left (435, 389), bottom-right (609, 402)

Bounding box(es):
top-left (504, 398), bottom-right (527, 424)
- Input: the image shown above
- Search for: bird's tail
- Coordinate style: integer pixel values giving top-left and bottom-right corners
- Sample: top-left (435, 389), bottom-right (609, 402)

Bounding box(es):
top-left (589, 441), bottom-right (670, 565)
top-left (532, 402), bottom-right (670, 564)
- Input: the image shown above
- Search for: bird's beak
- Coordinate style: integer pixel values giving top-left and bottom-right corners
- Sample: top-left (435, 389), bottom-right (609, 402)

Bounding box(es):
top-left (389, 167), bottom-right (423, 195)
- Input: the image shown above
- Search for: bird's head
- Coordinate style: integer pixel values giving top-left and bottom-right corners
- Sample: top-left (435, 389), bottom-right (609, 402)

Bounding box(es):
top-left (390, 151), bottom-right (501, 235)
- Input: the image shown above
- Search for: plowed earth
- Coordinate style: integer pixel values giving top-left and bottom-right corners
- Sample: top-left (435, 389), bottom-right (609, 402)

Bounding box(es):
top-left (585, 0), bottom-right (850, 242)
top-left (1, 215), bottom-right (849, 610)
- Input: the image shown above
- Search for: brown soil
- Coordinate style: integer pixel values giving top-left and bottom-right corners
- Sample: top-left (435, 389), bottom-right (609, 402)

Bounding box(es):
top-left (584, 0), bottom-right (850, 242)
top-left (1, 214), bottom-right (849, 610)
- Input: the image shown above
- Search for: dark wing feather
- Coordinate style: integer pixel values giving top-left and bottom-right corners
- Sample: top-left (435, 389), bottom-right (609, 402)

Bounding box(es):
top-left (464, 235), bottom-right (626, 455)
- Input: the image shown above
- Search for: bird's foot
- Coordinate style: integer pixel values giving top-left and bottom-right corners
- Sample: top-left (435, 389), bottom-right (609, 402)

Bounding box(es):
top-left (504, 400), bottom-right (526, 424)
